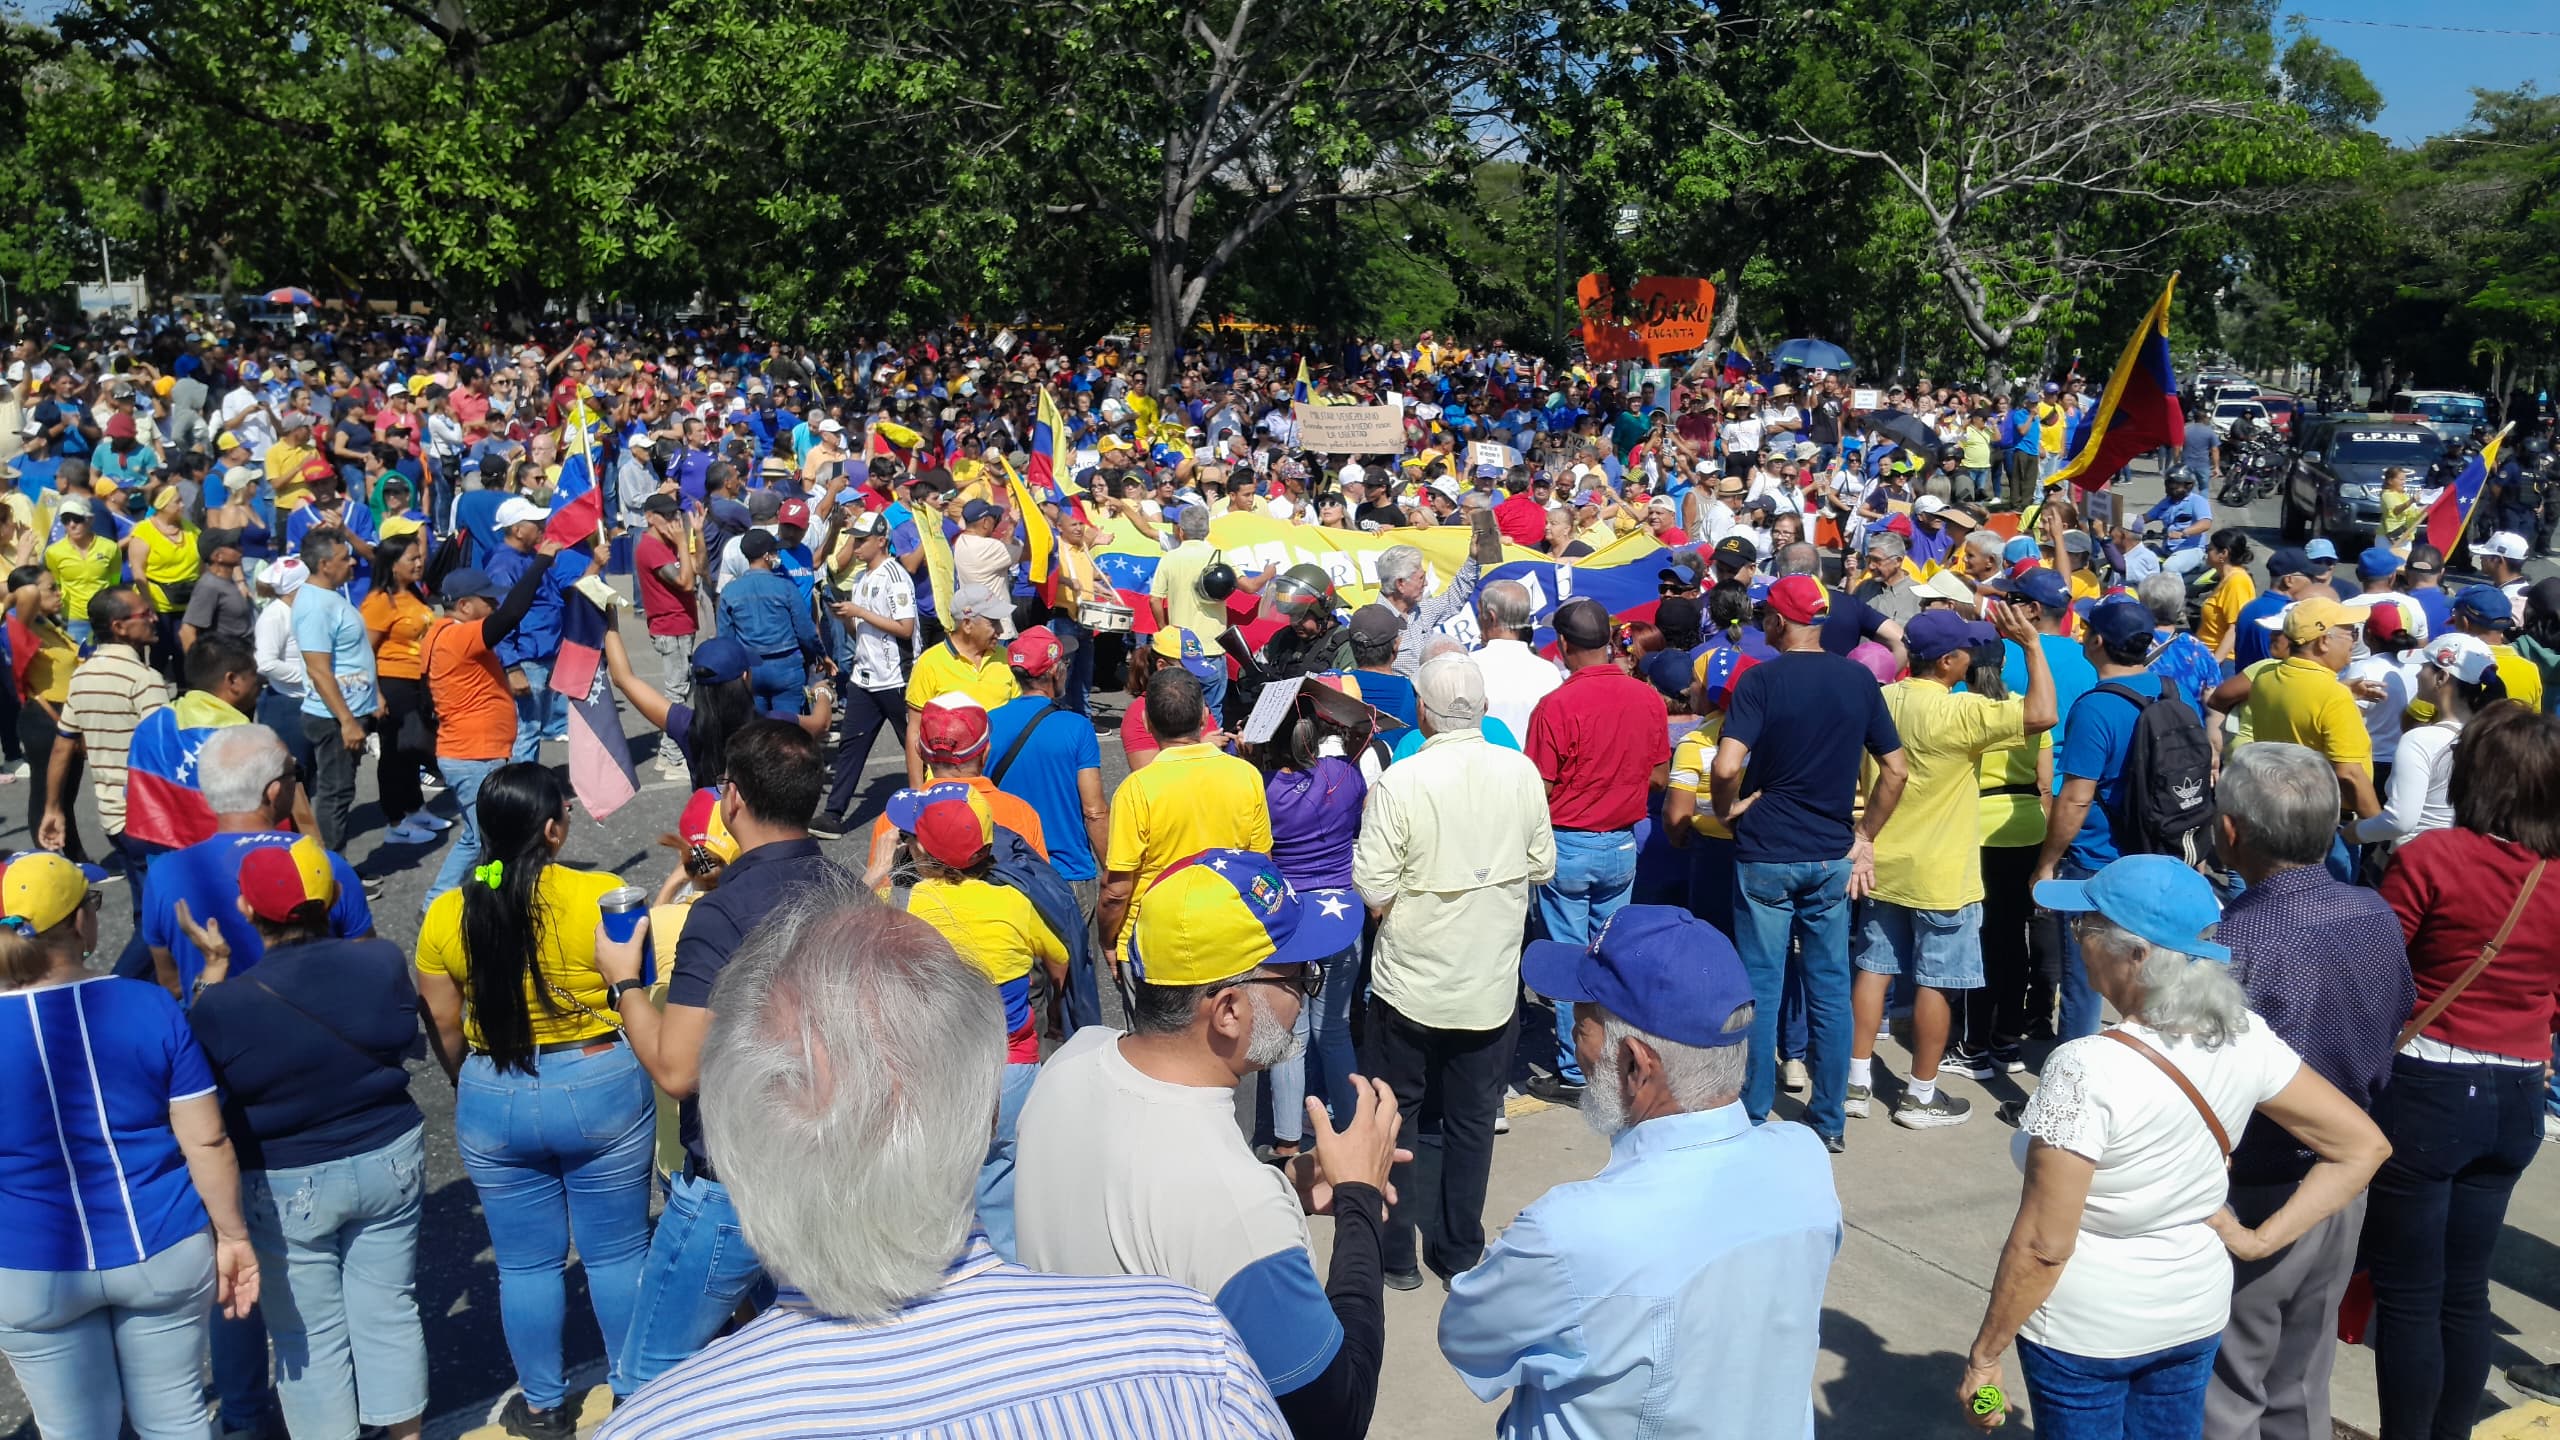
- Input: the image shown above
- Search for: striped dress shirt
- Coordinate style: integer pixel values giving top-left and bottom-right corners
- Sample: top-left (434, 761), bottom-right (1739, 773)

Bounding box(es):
top-left (598, 1233), bottom-right (1289, 1440)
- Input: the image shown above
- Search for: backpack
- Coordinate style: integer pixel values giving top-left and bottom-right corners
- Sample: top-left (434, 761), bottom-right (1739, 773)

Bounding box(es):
top-left (2087, 681), bottom-right (2215, 864)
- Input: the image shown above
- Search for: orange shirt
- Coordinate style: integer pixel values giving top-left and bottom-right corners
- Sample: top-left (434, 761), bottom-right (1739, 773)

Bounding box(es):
top-left (361, 587), bottom-right (436, 681)
top-left (423, 618), bottom-right (515, 760)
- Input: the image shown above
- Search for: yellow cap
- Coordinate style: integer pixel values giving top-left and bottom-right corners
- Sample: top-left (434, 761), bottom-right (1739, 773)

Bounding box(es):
top-left (0, 853), bottom-right (103, 936)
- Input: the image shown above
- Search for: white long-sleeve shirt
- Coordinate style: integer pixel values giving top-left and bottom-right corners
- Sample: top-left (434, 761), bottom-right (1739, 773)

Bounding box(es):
top-left (253, 597), bottom-right (308, 699)
top-left (2348, 718), bottom-right (2462, 847)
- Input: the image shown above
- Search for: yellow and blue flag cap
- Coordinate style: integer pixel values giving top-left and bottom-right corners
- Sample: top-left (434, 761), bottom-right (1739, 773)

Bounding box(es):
top-left (1127, 849), bottom-right (1360, 988)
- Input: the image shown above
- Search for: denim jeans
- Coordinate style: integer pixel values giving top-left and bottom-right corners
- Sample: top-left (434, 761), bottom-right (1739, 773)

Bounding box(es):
top-left (975, 1063), bottom-right (1042, 1262)
top-left (0, 1229), bottom-right (215, 1440)
top-left (512, 657), bottom-right (567, 762)
top-left (1053, 616), bottom-right (1095, 716)
top-left (454, 1044), bottom-right (656, 1411)
top-left (1258, 1000), bottom-right (1315, 1146)
top-left (2051, 860), bottom-right (2105, 1041)
top-left (301, 712), bottom-right (365, 852)
top-left (1534, 828), bottom-right (1639, 1085)
top-left (1734, 859), bottom-right (1854, 1136)
top-left (424, 756), bottom-right (507, 908)
top-left (243, 1125), bottom-right (429, 1436)
top-left (613, 1172), bottom-right (767, 1397)
top-left (1201, 669), bottom-right (1229, 727)
top-left (748, 655), bottom-right (808, 717)
top-left (255, 687), bottom-right (317, 781)
top-left (2019, 1333), bottom-right (2220, 1440)
top-left (1304, 942), bottom-right (1364, 1130)
top-left (105, 830), bottom-right (168, 982)
top-left (2364, 1055), bottom-right (2543, 1440)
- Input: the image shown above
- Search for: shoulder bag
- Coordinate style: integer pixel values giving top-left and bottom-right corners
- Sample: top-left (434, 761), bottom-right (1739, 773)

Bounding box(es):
top-left (2101, 1028), bottom-right (2231, 1166)
top-left (2393, 858), bottom-right (2549, 1051)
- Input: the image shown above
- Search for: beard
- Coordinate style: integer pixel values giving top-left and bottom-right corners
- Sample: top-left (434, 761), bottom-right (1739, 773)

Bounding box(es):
top-left (1244, 984), bottom-right (1305, 1070)
top-left (1581, 1045), bottom-right (1630, 1139)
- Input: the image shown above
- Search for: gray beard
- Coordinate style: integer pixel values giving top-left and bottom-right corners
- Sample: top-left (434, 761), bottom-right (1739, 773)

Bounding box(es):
top-left (1245, 985), bottom-right (1303, 1070)
top-left (1581, 1048), bottom-right (1630, 1139)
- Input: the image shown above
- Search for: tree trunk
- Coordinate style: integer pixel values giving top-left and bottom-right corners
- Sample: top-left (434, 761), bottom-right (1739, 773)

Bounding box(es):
top-left (1707, 281), bottom-right (1742, 355)
top-left (1146, 249), bottom-right (1182, 391)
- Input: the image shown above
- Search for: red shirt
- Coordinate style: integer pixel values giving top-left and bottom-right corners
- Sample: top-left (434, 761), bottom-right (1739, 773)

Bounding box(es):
top-left (2381, 827), bottom-right (2560, 1062)
top-left (634, 534), bottom-right (698, 637)
top-left (1525, 662), bottom-right (1671, 832)
top-left (1494, 492), bottom-right (1547, 549)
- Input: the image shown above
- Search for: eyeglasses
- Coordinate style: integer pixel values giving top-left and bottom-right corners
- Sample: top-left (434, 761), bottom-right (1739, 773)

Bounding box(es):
top-left (1223, 961), bottom-right (1324, 1000)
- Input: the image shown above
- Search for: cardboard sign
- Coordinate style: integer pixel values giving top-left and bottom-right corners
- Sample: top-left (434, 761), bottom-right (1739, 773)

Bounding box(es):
top-left (1577, 274), bottom-right (1718, 363)
top-left (1294, 402), bottom-right (1406, 456)
top-left (1851, 388), bottom-right (1881, 410)
top-left (1467, 440), bottom-right (1521, 473)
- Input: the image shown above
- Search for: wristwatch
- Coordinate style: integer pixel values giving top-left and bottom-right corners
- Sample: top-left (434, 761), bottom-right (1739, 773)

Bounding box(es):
top-left (608, 978), bottom-right (649, 1006)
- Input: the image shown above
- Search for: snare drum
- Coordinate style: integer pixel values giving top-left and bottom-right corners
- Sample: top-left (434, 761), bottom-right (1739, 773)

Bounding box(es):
top-left (1078, 599), bottom-right (1136, 633)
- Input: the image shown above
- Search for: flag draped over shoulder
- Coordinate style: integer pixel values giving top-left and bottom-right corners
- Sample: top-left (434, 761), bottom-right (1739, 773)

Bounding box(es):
top-left (2049, 274), bottom-right (2183, 493)
top-left (2425, 423), bottom-right (2512, 556)
top-left (124, 693), bottom-right (250, 850)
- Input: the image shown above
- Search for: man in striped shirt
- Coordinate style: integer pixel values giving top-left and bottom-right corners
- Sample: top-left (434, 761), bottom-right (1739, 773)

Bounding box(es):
top-left (597, 891), bottom-right (1287, 1440)
top-left (41, 585), bottom-right (172, 981)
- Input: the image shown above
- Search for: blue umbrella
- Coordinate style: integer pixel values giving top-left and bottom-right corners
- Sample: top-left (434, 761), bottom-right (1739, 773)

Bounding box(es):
top-left (1773, 337), bottom-right (1853, 371)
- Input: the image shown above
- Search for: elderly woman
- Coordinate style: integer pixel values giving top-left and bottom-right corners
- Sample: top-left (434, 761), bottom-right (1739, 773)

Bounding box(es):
top-left (1962, 855), bottom-right (2388, 1437)
top-left (2367, 702), bottom-right (2560, 1439)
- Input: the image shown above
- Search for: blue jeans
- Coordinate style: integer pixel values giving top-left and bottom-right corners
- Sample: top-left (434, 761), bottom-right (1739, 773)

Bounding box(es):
top-left (975, 1063), bottom-right (1042, 1262)
top-left (454, 1044), bottom-right (656, 1411)
top-left (1735, 859), bottom-right (1854, 1136)
top-left (512, 657), bottom-right (567, 762)
top-left (255, 687), bottom-right (317, 779)
top-left (1201, 669), bottom-right (1229, 727)
top-left (2019, 1333), bottom-right (2220, 1440)
top-left (1535, 828), bottom-right (1639, 1085)
top-left (243, 1125), bottom-right (428, 1437)
top-left (749, 655), bottom-right (808, 717)
top-left (613, 1173), bottom-right (767, 1397)
top-left (1053, 617), bottom-right (1095, 716)
top-left (2051, 861), bottom-right (2104, 1040)
top-left (65, 619), bottom-right (90, 647)
top-left (424, 756), bottom-right (506, 908)
top-left (1305, 942), bottom-right (1363, 1130)
top-left (0, 1230), bottom-right (215, 1440)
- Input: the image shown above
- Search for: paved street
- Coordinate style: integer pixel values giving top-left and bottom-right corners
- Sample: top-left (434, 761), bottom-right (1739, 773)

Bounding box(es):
top-left (4, 464), bottom-right (2558, 1438)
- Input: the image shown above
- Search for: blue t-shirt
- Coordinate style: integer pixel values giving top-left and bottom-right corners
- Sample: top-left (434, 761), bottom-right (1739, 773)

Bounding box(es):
top-left (14, 455), bottom-right (62, 503)
top-left (1718, 650), bottom-right (1902, 865)
top-left (2143, 493), bottom-right (2213, 553)
top-left (293, 584), bottom-right (378, 719)
top-left (1355, 670), bottom-right (1419, 739)
top-left (2410, 586), bottom-right (2452, 640)
top-left (141, 831), bottom-right (376, 998)
top-left (2056, 671), bottom-right (2163, 872)
top-left (2001, 635), bottom-right (2098, 736)
top-left (454, 489), bottom-right (509, 560)
top-left (2232, 592), bottom-right (2289, 668)
top-left (1817, 587), bottom-right (1895, 658)
top-left (985, 696), bottom-right (1104, 881)
top-left (0, 978), bottom-right (214, 1270)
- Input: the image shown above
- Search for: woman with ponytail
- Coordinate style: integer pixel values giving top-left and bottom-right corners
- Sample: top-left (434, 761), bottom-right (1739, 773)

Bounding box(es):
top-left (413, 763), bottom-right (653, 1438)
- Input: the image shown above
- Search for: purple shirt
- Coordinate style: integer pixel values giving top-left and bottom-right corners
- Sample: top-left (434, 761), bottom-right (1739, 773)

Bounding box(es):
top-left (1264, 757), bottom-right (1367, 891)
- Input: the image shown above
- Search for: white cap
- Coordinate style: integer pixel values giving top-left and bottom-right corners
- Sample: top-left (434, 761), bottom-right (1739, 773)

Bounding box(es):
top-left (494, 496), bottom-right (547, 530)
top-left (2478, 531), bottom-right (2531, 562)
top-left (2425, 632), bottom-right (2497, 684)
top-left (1915, 494), bottom-right (1947, 516)
top-left (817, 417), bottom-right (844, 434)
top-left (265, 556), bottom-right (309, 596)
top-left (1415, 652), bottom-right (1488, 728)
top-left (625, 432), bottom-right (654, 451)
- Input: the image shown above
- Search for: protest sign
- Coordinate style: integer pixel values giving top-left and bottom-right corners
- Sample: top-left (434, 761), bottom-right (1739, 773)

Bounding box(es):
top-left (1576, 273), bottom-right (1718, 363)
top-left (1467, 439), bottom-right (1520, 473)
top-left (1295, 402), bottom-right (1406, 455)
top-left (1851, 388), bottom-right (1881, 410)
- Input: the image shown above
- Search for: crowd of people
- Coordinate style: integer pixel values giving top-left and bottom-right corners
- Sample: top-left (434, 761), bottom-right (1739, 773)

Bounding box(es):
top-left (0, 308), bottom-right (2556, 1440)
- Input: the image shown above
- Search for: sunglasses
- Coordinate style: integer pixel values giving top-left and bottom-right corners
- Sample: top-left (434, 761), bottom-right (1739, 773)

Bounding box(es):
top-left (1223, 960), bottom-right (1324, 1000)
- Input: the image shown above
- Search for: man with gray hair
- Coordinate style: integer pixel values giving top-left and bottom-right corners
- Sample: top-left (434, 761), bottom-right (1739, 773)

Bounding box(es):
top-left (597, 895), bottom-right (1293, 1440)
top-left (2203, 743), bottom-right (2412, 1440)
top-left (1852, 529), bottom-right (1924, 626)
top-left (1774, 541), bottom-right (1908, 668)
top-left (1354, 652), bottom-right (1554, 1289)
top-left (1440, 905), bottom-right (1841, 1437)
top-left (1376, 510), bottom-right (1500, 678)
top-left (1471, 579), bottom-right (1560, 737)
top-left (142, 720), bottom-right (372, 999)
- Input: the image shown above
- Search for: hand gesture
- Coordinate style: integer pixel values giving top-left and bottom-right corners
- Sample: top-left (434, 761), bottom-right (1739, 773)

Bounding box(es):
top-left (1289, 1076), bottom-right (1409, 1215)
top-left (215, 1235), bottom-right (261, 1321)
top-left (37, 809), bottom-right (64, 853)
top-left (1987, 595), bottom-right (2036, 645)
top-left (536, 535), bottom-right (566, 558)
top-left (2206, 1205), bottom-right (2276, 1262)
top-left (173, 898), bottom-right (232, 987)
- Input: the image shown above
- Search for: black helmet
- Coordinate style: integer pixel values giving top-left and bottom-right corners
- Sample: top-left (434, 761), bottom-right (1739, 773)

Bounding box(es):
top-left (1269, 563), bottom-right (1336, 622)
top-left (1197, 560), bottom-right (1238, 602)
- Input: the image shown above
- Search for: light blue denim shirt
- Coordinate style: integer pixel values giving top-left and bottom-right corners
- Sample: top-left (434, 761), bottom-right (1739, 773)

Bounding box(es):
top-left (1438, 1102), bottom-right (1842, 1440)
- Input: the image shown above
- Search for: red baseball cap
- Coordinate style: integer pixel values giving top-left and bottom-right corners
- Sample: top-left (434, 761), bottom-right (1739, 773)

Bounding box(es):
top-left (1005, 628), bottom-right (1067, 678)
top-left (776, 499), bottom-right (811, 528)
top-left (239, 837), bottom-right (337, 925)
top-left (917, 694), bottom-right (990, 764)
top-left (912, 790), bottom-right (994, 869)
top-left (1766, 574), bottom-right (1831, 626)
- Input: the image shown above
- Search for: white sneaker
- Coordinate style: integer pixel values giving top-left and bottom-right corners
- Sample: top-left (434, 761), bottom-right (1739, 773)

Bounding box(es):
top-left (2545, 1112), bottom-right (2560, 1142)
top-left (6, 760), bottom-right (28, 780)
top-left (408, 812), bottom-right (452, 832)
top-left (1781, 1058), bottom-right (1810, 1093)
top-left (1494, 1113), bottom-right (1510, 1135)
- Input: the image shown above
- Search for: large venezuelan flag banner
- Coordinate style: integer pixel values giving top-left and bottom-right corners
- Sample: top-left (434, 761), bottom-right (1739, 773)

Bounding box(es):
top-left (2048, 273), bottom-right (2183, 493)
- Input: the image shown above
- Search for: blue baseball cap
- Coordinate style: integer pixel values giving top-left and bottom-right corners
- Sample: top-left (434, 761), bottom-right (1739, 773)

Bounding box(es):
top-left (2453, 584), bottom-right (2514, 626)
top-left (2357, 545), bottom-right (2403, 579)
top-left (1988, 566), bottom-right (2070, 612)
top-left (2034, 855), bottom-right (2229, 963)
top-left (438, 567), bottom-right (499, 603)
top-left (2001, 535), bottom-right (2042, 566)
top-left (2084, 596), bottom-right (2156, 651)
top-left (2265, 546), bottom-right (2315, 581)
top-left (2303, 538), bottom-right (2339, 565)
top-left (689, 634), bottom-right (753, 685)
top-left (1522, 904), bottom-right (1754, 1049)
top-left (1906, 609), bottom-right (1997, 663)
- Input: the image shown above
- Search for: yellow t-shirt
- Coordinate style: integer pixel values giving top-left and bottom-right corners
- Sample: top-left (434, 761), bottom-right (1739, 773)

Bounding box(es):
top-left (2035, 402), bottom-right (2065, 455)
top-left (905, 876), bottom-right (1066, 988)
top-left (1106, 743), bottom-right (1274, 957)
top-left (17, 614), bottom-right (76, 704)
top-left (1665, 719), bottom-right (1732, 841)
top-left (1149, 540), bottom-right (1229, 639)
top-left (2244, 657), bottom-right (2371, 770)
top-left (1865, 679), bottom-right (2027, 910)
top-left (2195, 569), bottom-right (2255, 653)
top-left (904, 638), bottom-right (1019, 712)
top-left (135, 520), bottom-right (201, 614)
top-left (45, 537), bottom-right (122, 632)
top-left (2228, 658), bottom-right (2281, 747)
top-left (2494, 647), bottom-right (2545, 714)
top-left (1960, 429), bottom-right (1993, 470)
top-left (264, 439), bottom-right (319, 513)
top-left (1977, 735), bottom-right (2047, 849)
top-left (416, 865), bottom-right (626, 1050)
top-left (2380, 490), bottom-right (2419, 546)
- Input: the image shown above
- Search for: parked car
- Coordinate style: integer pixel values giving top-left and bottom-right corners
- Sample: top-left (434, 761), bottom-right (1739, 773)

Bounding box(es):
top-left (2393, 389), bottom-right (2490, 446)
top-left (2256, 390), bottom-right (2299, 438)
top-left (2282, 413), bottom-right (2442, 544)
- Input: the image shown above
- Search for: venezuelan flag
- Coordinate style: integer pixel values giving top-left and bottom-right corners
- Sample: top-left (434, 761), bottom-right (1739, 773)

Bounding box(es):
top-left (1294, 356), bottom-right (1314, 405)
top-left (552, 401), bottom-right (605, 503)
top-left (2425, 423), bottom-right (2512, 556)
top-left (2049, 274), bottom-right (2184, 493)
top-left (124, 692), bottom-right (251, 850)
top-left (999, 453), bottom-right (1057, 586)
top-left (1027, 388), bottom-right (1070, 500)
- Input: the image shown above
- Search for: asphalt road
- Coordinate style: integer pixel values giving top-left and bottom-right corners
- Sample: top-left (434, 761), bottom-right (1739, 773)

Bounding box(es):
top-left (0, 457), bottom-right (2549, 1438)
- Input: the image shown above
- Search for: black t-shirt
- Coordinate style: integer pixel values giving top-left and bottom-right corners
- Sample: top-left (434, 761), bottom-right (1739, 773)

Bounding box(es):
top-left (1355, 501), bottom-right (1406, 532)
top-left (1816, 586), bottom-right (1894, 656)
top-left (1717, 650), bottom-right (1902, 865)
top-left (186, 939), bottom-right (424, 1171)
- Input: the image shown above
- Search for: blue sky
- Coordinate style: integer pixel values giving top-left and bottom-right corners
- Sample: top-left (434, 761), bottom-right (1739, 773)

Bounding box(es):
top-left (2289, 2), bottom-right (2558, 142)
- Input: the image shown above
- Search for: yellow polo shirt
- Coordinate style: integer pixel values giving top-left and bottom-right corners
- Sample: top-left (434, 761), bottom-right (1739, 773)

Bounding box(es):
top-left (2493, 646), bottom-right (2545, 714)
top-left (1105, 743), bottom-right (1273, 958)
top-left (904, 638), bottom-right (1019, 712)
top-left (1664, 719), bottom-right (1732, 841)
top-left (2244, 656), bottom-right (2370, 769)
top-left (45, 536), bottom-right (122, 631)
top-left (1865, 679), bottom-right (2027, 910)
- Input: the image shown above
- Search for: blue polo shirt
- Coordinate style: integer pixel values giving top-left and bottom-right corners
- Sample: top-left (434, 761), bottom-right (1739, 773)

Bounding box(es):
top-left (2233, 592), bottom-right (2289, 668)
top-left (2056, 672), bottom-right (2163, 872)
top-left (668, 840), bottom-right (851, 1164)
top-left (986, 696), bottom-right (1103, 881)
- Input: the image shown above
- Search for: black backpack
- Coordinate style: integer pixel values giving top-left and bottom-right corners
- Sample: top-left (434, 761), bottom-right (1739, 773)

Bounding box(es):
top-left (2087, 682), bottom-right (2215, 864)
